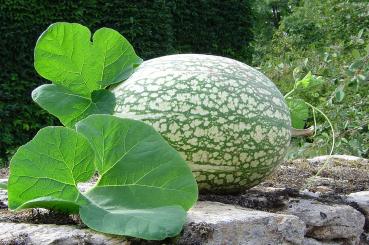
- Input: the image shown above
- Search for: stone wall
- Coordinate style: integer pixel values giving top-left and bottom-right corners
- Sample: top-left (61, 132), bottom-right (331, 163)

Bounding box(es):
top-left (0, 155), bottom-right (368, 244)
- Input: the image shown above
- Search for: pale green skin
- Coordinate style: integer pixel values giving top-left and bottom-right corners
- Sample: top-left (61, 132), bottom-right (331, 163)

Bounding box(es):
top-left (113, 54), bottom-right (291, 193)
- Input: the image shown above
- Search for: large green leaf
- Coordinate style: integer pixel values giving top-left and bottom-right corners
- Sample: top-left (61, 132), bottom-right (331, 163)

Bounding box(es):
top-left (287, 98), bottom-right (309, 129)
top-left (34, 22), bottom-right (142, 96)
top-left (79, 204), bottom-right (186, 240)
top-left (89, 27), bottom-right (143, 87)
top-left (76, 115), bottom-right (198, 240)
top-left (7, 115), bottom-right (198, 239)
top-left (8, 127), bottom-right (95, 213)
top-left (32, 84), bottom-right (115, 127)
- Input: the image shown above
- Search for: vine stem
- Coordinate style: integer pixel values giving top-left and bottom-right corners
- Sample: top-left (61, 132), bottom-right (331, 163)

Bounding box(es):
top-left (304, 101), bottom-right (335, 176)
top-left (283, 75), bottom-right (336, 176)
top-left (312, 107), bottom-right (317, 137)
top-left (284, 88), bottom-right (295, 99)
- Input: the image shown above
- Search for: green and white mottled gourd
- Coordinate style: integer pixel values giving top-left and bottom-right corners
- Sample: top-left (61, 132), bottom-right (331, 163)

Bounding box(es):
top-left (113, 54), bottom-right (291, 193)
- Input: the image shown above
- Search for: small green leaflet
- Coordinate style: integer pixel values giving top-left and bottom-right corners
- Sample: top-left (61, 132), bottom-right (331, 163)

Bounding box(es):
top-left (295, 71), bottom-right (322, 89)
top-left (32, 84), bottom-right (115, 127)
top-left (351, 49), bottom-right (361, 59)
top-left (33, 22), bottom-right (142, 127)
top-left (287, 98), bottom-right (309, 129)
top-left (335, 86), bottom-right (345, 102)
top-left (296, 71), bottom-right (312, 88)
top-left (8, 127), bottom-right (95, 213)
top-left (76, 115), bottom-right (198, 239)
top-left (8, 115), bottom-right (198, 240)
top-left (34, 22), bottom-right (142, 95)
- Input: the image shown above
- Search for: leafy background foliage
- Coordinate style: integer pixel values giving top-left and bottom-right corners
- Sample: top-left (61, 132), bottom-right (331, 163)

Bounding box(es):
top-left (1, 0), bottom-right (368, 165)
top-left (253, 0), bottom-right (369, 158)
top-left (0, 0), bottom-right (254, 166)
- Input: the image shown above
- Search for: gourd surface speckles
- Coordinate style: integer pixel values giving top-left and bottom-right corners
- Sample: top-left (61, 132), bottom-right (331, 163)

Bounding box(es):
top-left (113, 54), bottom-right (291, 193)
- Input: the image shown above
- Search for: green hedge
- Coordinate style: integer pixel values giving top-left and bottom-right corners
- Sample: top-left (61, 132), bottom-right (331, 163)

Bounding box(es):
top-left (172, 0), bottom-right (254, 62)
top-left (0, 0), bottom-right (254, 165)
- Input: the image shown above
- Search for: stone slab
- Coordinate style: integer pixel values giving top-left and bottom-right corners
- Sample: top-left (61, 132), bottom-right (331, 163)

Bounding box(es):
top-left (0, 179), bottom-right (7, 208)
top-left (347, 191), bottom-right (369, 215)
top-left (178, 201), bottom-right (306, 245)
top-left (286, 199), bottom-right (365, 242)
top-left (0, 222), bottom-right (129, 245)
top-left (0, 201), bottom-right (306, 245)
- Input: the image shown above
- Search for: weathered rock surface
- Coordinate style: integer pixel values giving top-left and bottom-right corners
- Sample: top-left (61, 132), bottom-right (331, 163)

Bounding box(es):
top-left (302, 237), bottom-right (344, 245)
top-left (0, 155), bottom-right (368, 244)
top-left (178, 201), bottom-right (306, 245)
top-left (0, 201), bottom-right (307, 245)
top-left (0, 178), bottom-right (6, 185)
top-left (360, 233), bottom-right (369, 245)
top-left (302, 237), bottom-right (348, 245)
top-left (0, 179), bottom-right (7, 209)
top-left (263, 155), bottom-right (369, 194)
top-left (307, 155), bottom-right (367, 164)
top-left (347, 191), bottom-right (369, 215)
top-left (285, 199), bottom-right (364, 243)
top-left (0, 222), bottom-right (129, 245)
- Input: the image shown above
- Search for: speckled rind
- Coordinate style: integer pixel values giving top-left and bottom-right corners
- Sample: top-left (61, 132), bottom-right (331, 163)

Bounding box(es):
top-left (113, 54), bottom-right (291, 193)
